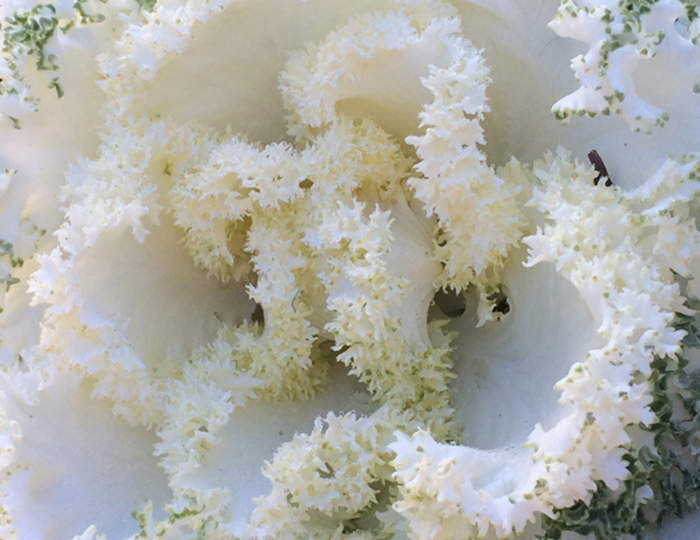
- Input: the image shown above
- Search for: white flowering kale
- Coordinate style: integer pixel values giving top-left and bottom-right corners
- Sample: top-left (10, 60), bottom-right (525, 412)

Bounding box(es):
top-left (0, 0), bottom-right (699, 539)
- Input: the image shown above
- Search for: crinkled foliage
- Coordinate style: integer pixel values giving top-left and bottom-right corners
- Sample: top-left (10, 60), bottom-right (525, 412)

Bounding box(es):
top-left (0, 0), bottom-right (699, 540)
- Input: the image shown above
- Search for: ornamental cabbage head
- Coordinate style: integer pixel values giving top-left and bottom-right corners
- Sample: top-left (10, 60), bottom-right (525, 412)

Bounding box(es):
top-left (0, 1), bottom-right (699, 540)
